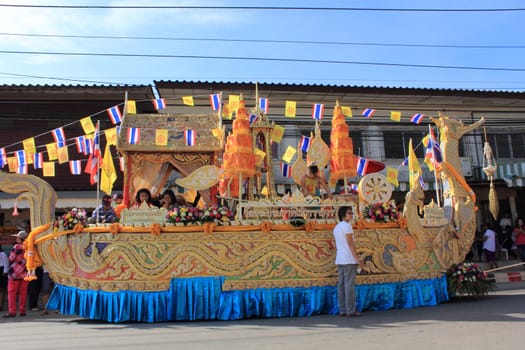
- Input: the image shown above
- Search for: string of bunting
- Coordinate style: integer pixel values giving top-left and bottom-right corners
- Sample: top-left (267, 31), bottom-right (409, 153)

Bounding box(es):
top-left (0, 92), bottom-right (441, 190)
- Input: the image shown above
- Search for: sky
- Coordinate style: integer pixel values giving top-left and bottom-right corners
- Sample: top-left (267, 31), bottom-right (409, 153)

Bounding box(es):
top-left (1, 0), bottom-right (525, 90)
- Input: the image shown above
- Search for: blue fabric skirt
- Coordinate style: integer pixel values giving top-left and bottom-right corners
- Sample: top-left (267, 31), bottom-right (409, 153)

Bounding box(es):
top-left (47, 275), bottom-right (448, 323)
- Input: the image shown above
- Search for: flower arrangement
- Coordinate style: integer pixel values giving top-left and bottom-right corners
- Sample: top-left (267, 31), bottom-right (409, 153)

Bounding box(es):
top-left (166, 205), bottom-right (201, 225)
top-left (55, 208), bottom-right (87, 230)
top-left (446, 262), bottom-right (495, 298)
top-left (362, 201), bottom-right (399, 223)
top-left (200, 205), bottom-right (234, 224)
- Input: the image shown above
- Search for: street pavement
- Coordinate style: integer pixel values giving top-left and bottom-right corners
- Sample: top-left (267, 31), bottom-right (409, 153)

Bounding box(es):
top-left (1, 288), bottom-right (524, 350)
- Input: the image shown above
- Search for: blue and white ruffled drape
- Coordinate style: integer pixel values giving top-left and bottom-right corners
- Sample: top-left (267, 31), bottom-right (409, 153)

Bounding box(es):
top-left (47, 275), bottom-right (448, 323)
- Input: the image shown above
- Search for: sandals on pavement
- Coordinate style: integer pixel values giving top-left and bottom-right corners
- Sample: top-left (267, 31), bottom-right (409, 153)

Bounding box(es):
top-left (3, 313), bottom-right (16, 318)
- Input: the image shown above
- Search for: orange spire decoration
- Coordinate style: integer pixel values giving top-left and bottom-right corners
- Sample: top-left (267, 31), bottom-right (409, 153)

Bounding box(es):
top-left (329, 101), bottom-right (357, 180)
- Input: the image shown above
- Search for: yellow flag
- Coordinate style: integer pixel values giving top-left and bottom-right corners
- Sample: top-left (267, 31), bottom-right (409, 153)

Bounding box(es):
top-left (7, 157), bottom-right (16, 172)
top-left (386, 167), bottom-right (399, 187)
top-left (228, 95), bottom-right (240, 114)
top-left (105, 127), bottom-right (118, 146)
top-left (222, 104), bottom-right (232, 120)
top-left (424, 156), bottom-right (434, 172)
top-left (260, 185), bottom-right (269, 197)
top-left (57, 146), bottom-right (69, 164)
top-left (127, 100), bottom-right (137, 114)
top-left (254, 148), bottom-right (266, 167)
top-left (282, 145), bottom-right (297, 163)
top-left (422, 135), bottom-right (430, 148)
top-left (271, 124), bottom-right (285, 143)
top-left (22, 138), bottom-right (35, 165)
top-left (23, 137), bottom-right (36, 155)
top-left (390, 111), bottom-right (401, 122)
top-left (46, 143), bottom-right (58, 161)
top-left (408, 138), bottom-right (421, 190)
top-left (43, 162), bottom-right (55, 177)
top-left (80, 116), bottom-right (95, 134)
top-left (342, 106), bottom-right (353, 117)
top-left (182, 96), bottom-right (194, 106)
top-left (100, 143), bottom-right (117, 195)
top-left (155, 129), bottom-right (168, 146)
top-left (285, 100), bottom-right (296, 118)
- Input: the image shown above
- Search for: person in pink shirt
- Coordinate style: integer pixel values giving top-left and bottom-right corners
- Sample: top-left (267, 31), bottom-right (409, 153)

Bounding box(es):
top-left (3, 230), bottom-right (29, 318)
top-left (514, 218), bottom-right (525, 268)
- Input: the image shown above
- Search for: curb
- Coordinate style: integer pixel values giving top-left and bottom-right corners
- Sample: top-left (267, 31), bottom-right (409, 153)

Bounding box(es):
top-left (489, 271), bottom-right (525, 283)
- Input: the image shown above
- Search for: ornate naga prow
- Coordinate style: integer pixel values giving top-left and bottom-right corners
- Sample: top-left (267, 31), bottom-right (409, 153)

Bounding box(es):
top-left (428, 115), bottom-right (484, 265)
top-left (0, 172), bottom-right (57, 230)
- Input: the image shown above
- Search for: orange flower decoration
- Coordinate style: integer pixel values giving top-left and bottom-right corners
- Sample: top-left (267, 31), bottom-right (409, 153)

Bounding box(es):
top-left (73, 223), bottom-right (84, 234)
top-left (260, 221), bottom-right (272, 233)
top-left (396, 216), bottom-right (408, 229)
top-left (109, 223), bottom-right (121, 235)
top-left (354, 219), bottom-right (367, 230)
top-left (150, 223), bottom-right (162, 236)
top-left (203, 222), bottom-right (214, 234)
top-left (304, 221), bottom-right (316, 232)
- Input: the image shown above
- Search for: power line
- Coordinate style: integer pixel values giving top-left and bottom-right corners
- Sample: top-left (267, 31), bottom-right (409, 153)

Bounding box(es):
top-left (0, 4), bottom-right (524, 12)
top-left (1, 32), bottom-right (523, 49)
top-left (1, 49), bottom-right (525, 72)
top-left (0, 71), bottom-right (123, 85)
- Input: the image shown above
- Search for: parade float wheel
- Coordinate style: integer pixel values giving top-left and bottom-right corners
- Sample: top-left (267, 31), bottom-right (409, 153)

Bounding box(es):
top-left (358, 173), bottom-right (392, 204)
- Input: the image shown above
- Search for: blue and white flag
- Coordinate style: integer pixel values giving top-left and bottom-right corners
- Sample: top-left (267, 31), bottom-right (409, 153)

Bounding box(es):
top-left (300, 135), bottom-right (311, 153)
top-left (153, 98), bottom-right (166, 110)
top-left (259, 98), bottom-right (269, 114)
top-left (52, 127), bottom-right (66, 148)
top-left (127, 127), bottom-right (140, 145)
top-left (312, 103), bottom-right (324, 120)
top-left (69, 160), bottom-right (82, 175)
top-left (107, 106), bottom-right (122, 124)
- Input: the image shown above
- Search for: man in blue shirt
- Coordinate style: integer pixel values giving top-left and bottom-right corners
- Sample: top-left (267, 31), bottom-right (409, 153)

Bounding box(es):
top-left (91, 195), bottom-right (116, 224)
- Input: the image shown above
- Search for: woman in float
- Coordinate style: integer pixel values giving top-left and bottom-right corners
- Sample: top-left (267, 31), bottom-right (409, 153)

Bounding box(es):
top-left (300, 164), bottom-right (332, 198)
top-left (159, 189), bottom-right (177, 211)
top-left (132, 188), bottom-right (153, 208)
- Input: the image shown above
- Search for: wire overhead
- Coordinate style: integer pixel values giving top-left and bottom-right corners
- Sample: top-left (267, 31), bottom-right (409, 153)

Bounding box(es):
top-left (1, 50), bottom-right (524, 72)
top-left (0, 4), bottom-right (525, 11)
top-left (1, 32), bottom-right (523, 49)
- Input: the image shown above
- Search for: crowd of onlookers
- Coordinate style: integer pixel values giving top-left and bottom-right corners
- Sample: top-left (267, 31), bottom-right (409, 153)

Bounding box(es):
top-left (469, 212), bottom-right (525, 270)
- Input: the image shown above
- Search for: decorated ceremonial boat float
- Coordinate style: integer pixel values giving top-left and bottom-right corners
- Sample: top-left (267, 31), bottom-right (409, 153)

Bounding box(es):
top-left (0, 98), bottom-right (486, 322)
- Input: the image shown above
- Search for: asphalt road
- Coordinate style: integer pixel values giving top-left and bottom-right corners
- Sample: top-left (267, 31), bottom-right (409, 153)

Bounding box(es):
top-left (2, 289), bottom-right (524, 350)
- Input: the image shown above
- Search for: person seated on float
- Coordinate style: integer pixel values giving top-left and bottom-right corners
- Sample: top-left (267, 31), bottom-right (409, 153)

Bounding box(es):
top-left (159, 190), bottom-right (177, 211)
top-left (176, 195), bottom-right (188, 206)
top-left (299, 164), bottom-right (332, 198)
top-left (112, 193), bottom-right (127, 219)
top-left (132, 188), bottom-right (154, 208)
top-left (91, 195), bottom-right (116, 223)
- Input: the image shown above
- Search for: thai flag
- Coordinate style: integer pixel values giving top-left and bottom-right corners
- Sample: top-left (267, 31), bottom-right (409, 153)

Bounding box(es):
top-left (52, 127), bottom-right (66, 148)
top-left (119, 157), bottom-right (125, 172)
top-left (300, 135), bottom-right (311, 153)
top-left (249, 113), bottom-right (258, 124)
top-left (259, 98), bottom-right (269, 114)
top-left (153, 98), bottom-right (166, 110)
top-left (418, 175), bottom-right (426, 189)
top-left (84, 138), bottom-right (93, 155)
top-left (281, 162), bottom-right (292, 178)
top-left (0, 148), bottom-right (6, 168)
top-left (351, 184), bottom-right (358, 193)
top-left (107, 106), bottom-right (122, 124)
top-left (356, 156), bottom-right (370, 176)
top-left (33, 152), bottom-right (43, 169)
top-left (69, 160), bottom-right (82, 175)
top-left (361, 109), bottom-right (376, 118)
top-left (401, 157), bottom-right (409, 166)
top-left (210, 94), bottom-right (220, 111)
top-left (127, 127), bottom-right (140, 144)
top-left (85, 123), bottom-right (101, 185)
top-left (17, 164), bottom-right (28, 175)
top-left (185, 129), bottom-right (196, 146)
top-left (411, 113), bottom-right (424, 124)
top-left (16, 150), bottom-right (26, 167)
top-left (428, 127), bottom-right (442, 163)
top-left (312, 103), bottom-right (324, 120)
top-left (76, 136), bottom-right (87, 154)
